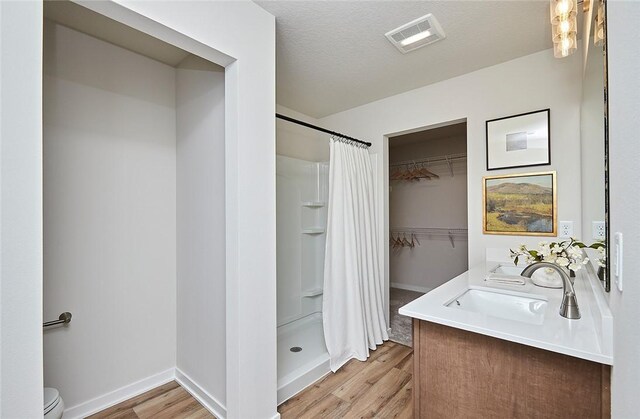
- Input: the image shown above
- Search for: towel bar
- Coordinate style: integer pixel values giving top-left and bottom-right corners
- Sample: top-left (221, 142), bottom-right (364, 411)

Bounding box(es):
top-left (43, 312), bottom-right (72, 328)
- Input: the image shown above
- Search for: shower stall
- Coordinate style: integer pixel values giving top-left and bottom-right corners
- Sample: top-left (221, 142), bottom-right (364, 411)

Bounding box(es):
top-left (276, 155), bottom-right (330, 404)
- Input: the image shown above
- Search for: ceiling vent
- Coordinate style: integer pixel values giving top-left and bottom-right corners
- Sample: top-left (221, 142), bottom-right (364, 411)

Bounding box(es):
top-left (385, 14), bottom-right (446, 54)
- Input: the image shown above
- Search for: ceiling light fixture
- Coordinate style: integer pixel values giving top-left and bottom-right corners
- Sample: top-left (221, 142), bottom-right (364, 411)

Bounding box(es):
top-left (550, 0), bottom-right (578, 58)
top-left (399, 30), bottom-right (432, 47)
top-left (385, 14), bottom-right (445, 54)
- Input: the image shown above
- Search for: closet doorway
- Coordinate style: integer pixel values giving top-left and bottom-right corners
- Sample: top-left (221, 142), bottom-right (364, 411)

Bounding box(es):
top-left (387, 122), bottom-right (469, 346)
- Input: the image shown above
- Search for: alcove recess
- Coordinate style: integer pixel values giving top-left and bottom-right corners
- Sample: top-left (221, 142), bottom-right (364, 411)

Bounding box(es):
top-left (43, 0), bottom-right (228, 412)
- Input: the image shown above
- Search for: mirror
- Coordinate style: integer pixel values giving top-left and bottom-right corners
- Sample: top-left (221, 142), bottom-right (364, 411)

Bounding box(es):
top-left (580, 0), bottom-right (609, 291)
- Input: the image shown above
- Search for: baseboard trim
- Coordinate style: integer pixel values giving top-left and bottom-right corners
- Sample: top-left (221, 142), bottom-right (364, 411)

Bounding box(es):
top-left (390, 282), bottom-right (433, 294)
top-left (63, 368), bottom-right (175, 419)
top-left (175, 368), bottom-right (227, 419)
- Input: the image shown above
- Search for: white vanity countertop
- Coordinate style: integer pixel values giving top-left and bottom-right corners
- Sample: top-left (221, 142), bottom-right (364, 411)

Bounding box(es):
top-left (399, 261), bottom-right (613, 365)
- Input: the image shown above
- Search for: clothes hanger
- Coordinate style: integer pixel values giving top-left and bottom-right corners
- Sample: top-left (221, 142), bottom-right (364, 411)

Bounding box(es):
top-left (400, 165), bottom-right (414, 181)
top-left (405, 163), bottom-right (419, 181)
top-left (408, 162), bottom-right (420, 181)
top-left (391, 233), bottom-right (400, 248)
top-left (420, 162), bottom-right (439, 179)
top-left (401, 233), bottom-right (412, 247)
top-left (390, 167), bottom-right (401, 180)
top-left (416, 163), bottom-right (432, 180)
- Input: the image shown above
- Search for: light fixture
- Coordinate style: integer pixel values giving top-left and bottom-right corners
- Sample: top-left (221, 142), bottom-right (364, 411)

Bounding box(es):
top-left (594, 0), bottom-right (605, 46)
top-left (550, 0), bottom-right (578, 58)
top-left (550, 0), bottom-right (577, 23)
top-left (399, 30), bottom-right (432, 47)
top-left (385, 14), bottom-right (446, 54)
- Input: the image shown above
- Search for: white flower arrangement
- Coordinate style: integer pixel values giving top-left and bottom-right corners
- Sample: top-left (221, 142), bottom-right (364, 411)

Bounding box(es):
top-left (594, 241), bottom-right (607, 268)
top-left (510, 238), bottom-right (590, 273)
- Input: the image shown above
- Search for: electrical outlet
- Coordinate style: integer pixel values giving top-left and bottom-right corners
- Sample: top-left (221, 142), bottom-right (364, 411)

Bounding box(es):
top-left (592, 221), bottom-right (606, 240)
top-left (559, 221), bottom-right (573, 238)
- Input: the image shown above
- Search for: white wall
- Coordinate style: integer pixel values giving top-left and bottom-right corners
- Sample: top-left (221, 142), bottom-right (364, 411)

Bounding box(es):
top-left (100, 2), bottom-right (277, 417)
top-left (606, 2), bottom-right (640, 417)
top-left (320, 48), bottom-right (583, 308)
top-left (0, 2), bottom-right (44, 417)
top-left (43, 22), bottom-right (177, 410)
top-left (389, 135), bottom-right (468, 292)
top-left (176, 56), bottom-right (226, 410)
top-left (276, 105), bottom-right (328, 162)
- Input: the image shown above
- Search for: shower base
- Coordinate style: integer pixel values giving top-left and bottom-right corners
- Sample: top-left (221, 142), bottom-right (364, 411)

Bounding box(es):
top-left (277, 312), bottom-right (330, 404)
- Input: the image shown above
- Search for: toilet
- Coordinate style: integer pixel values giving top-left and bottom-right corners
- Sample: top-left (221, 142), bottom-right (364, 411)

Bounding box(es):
top-left (44, 387), bottom-right (64, 419)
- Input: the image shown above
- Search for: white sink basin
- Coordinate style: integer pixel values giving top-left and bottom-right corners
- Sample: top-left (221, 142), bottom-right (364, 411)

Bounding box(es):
top-left (491, 265), bottom-right (525, 276)
top-left (446, 288), bottom-right (548, 325)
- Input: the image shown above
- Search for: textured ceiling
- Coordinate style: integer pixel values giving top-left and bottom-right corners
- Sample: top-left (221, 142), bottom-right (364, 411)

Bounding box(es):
top-left (257, 1), bottom-right (554, 118)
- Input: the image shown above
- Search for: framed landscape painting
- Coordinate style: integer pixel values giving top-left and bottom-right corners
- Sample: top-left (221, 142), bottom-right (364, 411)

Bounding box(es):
top-left (486, 109), bottom-right (550, 170)
top-left (483, 171), bottom-right (557, 236)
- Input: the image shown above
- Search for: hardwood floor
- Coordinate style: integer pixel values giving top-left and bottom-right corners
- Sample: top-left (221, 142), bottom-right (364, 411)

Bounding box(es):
top-left (89, 341), bottom-right (412, 419)
top-left (278, 341), bottom-right (413, 419)
top-left (88, 381), bottom-right (215, 419)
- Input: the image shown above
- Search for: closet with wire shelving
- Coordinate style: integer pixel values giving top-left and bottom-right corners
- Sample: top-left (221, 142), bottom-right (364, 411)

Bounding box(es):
top-left (388, 122), bottom-right (469, 297)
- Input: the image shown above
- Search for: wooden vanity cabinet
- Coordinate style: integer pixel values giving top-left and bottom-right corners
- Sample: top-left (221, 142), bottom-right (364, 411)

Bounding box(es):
top-left (412, 320), bottom-right (611, 419)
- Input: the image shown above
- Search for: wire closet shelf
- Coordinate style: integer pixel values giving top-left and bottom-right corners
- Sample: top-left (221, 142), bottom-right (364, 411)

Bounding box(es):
top-left (390, 227), bottom-right (468, 248)
top-left (389, 152), bottom-right (467, 178)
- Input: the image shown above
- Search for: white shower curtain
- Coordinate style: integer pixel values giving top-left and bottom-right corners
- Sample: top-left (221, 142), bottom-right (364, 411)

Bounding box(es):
top-left (322, 137), bottom-right (388, 372)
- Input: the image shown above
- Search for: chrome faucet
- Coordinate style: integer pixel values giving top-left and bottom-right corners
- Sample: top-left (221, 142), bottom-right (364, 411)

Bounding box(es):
top-left (520, 262), bottom-right (580, 320)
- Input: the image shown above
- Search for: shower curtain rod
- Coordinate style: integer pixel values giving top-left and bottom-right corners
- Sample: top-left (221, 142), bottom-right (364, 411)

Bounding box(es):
top-left (276, 113), bottom-right (372, 147)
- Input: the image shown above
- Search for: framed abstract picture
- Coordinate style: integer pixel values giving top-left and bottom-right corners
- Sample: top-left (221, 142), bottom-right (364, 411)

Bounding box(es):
top-left (486, 109), bottom-right (550, 170)
top-left (483, 171), bottom-right (557, 236)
